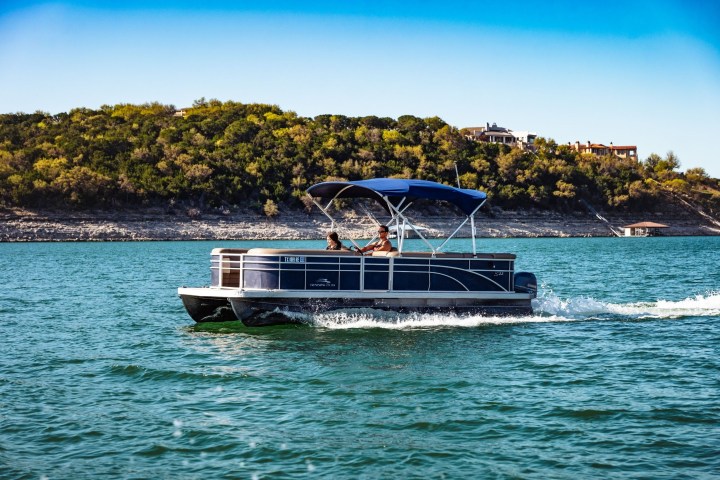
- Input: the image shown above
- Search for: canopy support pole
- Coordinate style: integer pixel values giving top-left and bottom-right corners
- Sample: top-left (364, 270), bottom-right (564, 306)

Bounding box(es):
top-left (384, 197), bottom-right (436, 254)
top-left (309, 185), bottom-right (366, 249)
top-left (435, 200), bottom-right (485, 254)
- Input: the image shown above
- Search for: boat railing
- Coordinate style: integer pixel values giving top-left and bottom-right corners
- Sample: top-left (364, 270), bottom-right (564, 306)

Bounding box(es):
top-left (211, 248), bottom-right (515, 292)
top-left (223, 248), bottom-right (514, 259)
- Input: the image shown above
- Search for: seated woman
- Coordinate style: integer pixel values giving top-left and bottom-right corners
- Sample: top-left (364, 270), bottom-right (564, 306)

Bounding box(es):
top-left (326, 231), bottom-right (350, 251)
top-left (357, 225), bottom-right (393, 254)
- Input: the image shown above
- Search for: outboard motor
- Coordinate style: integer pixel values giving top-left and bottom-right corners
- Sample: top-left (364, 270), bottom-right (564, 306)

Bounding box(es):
top-left (514, 272), bottom-right (538, 298)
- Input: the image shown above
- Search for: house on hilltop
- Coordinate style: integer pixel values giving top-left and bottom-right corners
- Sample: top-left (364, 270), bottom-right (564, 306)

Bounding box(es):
top-left (463, 122), bottom-right (537, 151)
top-left (570, 141), bottom-right (638, 160)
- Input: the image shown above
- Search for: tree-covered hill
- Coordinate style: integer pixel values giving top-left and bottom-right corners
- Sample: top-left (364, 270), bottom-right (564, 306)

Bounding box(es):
top-left (1, 99), bottom-right (719, 217)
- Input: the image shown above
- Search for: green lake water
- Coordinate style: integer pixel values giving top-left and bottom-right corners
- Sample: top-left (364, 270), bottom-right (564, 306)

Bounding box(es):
top-left (1, 237), bottom-right (718, 478)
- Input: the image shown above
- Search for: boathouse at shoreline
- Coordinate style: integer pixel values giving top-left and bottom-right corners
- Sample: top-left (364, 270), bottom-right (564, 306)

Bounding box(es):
top-left (623, 221), bottom-right (669, 237)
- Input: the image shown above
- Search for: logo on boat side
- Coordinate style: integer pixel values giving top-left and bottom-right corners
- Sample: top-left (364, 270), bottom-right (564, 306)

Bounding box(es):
top-left (309, 277), bottom-right (336, 288)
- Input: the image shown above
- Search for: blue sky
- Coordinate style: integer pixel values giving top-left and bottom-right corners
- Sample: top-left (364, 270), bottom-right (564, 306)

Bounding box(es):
top-left (1, 1), bottom-right (719, 177)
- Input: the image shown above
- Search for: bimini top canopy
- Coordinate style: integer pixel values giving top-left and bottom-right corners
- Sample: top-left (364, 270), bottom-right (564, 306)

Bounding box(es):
top-left (307, 178), bottom-right (487, 216)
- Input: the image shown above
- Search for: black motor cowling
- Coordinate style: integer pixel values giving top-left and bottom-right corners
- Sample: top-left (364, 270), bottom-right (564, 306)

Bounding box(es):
top-left (514, 272), bottom-right (538, 298)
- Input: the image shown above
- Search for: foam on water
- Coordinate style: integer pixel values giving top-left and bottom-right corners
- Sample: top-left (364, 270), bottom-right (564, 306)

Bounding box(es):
top-left (304, 291), bottom-right (720, 330)
top-left (309, 309), bottom-right (564, 330)
top-left (536, 291), bottom-right (720, 320)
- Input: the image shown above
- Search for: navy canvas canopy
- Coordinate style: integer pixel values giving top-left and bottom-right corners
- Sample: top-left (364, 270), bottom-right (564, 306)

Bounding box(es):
top-left (307, 178), bottom-right (487, 216)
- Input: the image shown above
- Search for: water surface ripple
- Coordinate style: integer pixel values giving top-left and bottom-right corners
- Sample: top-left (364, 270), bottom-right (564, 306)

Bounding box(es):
top-left (1, 237), bottom-right (719, 478)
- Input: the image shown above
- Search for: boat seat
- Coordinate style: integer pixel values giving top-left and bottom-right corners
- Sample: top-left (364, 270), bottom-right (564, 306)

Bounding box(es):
top-left (212, 248), bottom-right (250, 255)
top-left (371, 250), bottom-right (400, 257)
top-left (399, 252), bottom-right (516, 259)
top-left (246, 248), bottom-right (357, 256)
top-left (397, 251), bottom-right (463, 258)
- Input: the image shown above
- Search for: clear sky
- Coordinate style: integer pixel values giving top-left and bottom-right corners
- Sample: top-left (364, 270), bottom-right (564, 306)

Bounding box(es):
top-left (2, 1), bottom-right (719, 177)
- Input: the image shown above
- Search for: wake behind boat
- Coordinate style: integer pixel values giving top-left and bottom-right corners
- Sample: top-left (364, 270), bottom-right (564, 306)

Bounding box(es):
top-left (178, 178), bottom-right (538, 326)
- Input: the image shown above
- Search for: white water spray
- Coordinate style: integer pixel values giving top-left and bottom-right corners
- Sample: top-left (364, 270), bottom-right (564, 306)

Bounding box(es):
top-left (303, 291), bottom-right (720, 330)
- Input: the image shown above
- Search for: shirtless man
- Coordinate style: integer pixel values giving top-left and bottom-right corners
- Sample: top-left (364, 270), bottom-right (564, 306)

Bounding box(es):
top-left (356, 225), bottom-right (392, 254)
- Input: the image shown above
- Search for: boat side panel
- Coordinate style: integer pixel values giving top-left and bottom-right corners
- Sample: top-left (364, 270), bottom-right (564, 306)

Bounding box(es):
top-left (238, 253), bottom-right (515, 293)
top-left (244, 255), bottom-right (280, 289)
top-left (364, 258), bottom-right (390, 290)
top-left (340, 257), bottom-right (362, 290)
top-left (280, 260), bottom-right (305, 290)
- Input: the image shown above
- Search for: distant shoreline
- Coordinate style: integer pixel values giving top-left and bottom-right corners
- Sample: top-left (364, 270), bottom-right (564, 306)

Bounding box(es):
top-left (1, 207), bottom-right (718, 242)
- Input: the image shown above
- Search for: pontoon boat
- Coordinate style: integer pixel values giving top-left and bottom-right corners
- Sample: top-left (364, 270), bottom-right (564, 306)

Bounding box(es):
top-left (178, 179), bottom-right (537, 326)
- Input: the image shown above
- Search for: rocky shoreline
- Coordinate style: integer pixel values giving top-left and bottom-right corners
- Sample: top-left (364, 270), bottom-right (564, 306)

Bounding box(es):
top-left (1, 206), bottom-right (718, 242)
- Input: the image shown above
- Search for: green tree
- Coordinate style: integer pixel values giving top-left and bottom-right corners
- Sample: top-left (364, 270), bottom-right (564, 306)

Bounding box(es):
top-left (263, 199), bottom-right (279, 217)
